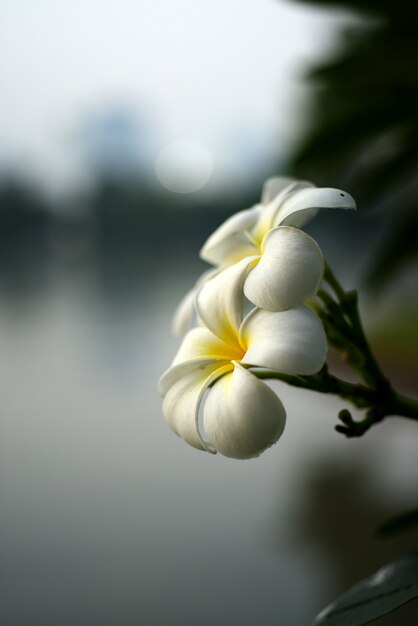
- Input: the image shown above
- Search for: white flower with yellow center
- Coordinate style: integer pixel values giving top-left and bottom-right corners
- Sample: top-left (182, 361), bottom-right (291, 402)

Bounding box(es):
top-left (173, 177), bottom-right (356, 335)
top-left (160, 260), bottom-right (327, 459)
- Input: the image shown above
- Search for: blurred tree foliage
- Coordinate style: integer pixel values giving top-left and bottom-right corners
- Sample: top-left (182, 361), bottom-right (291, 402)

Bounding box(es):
top-left (0, 174), bottom-right (263, 306)
top-left (0, 180), bottom-right (52, 297)
top-left (288, 0), bottom-right (418, 291)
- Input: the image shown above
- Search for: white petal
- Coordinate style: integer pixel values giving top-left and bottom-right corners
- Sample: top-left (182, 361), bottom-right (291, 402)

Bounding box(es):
top-left (171, 269), bottom-right (219, 336)
top-left (160, 359), bottom-right (232, 452)
top-left (276, 187), bottom-right (356, 227)
top-left (240, 305), bottom-right (327, 375)
top-left (252, 180), bottom-right (315, 242)
top-left (261, 176), bottom-right (295, 204)
top-left (159, 358), bottom-right (219, 396)
top-left (269, 180), bottom-right (315, 207)
top-left (203, 363), bottom-right (286, 459)
top-left (244, 226), bottom-right (324, 311)
top-left (172, 327), bottom-right (241, 365)
top-left (200, 206), bottom-right (262, 266)
top-left (196, 256), bottom-right (258, 347)
top-left (172, 288), bottom-right (196, 337)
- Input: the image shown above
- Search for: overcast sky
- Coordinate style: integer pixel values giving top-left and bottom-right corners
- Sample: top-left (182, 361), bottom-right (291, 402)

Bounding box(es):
top-left (0, 0), bottom-right (350, 193)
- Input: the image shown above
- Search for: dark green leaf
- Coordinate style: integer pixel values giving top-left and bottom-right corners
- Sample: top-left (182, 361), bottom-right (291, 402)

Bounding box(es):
top-left (313, 552), bottom-right (418, 626)
top-left (287, 0), bottom-right (418, 290)
top-left (376, 509), bottom-right (418, 538)
top-left (365, 206), bottom-right (418, 293)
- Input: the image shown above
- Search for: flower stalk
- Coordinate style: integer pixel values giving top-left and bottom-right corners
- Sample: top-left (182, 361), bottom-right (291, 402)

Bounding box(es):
top-left (253, 262), bottom-right (418, 437)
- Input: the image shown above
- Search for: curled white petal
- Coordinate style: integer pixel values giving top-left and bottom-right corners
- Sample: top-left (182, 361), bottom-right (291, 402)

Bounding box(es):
top-left (200, 206), bottom-right (261, 266)
top-left (171, 268), bottom-right (219, 336)
top-left (160, 359), bottom-right (231, 453)
top-left (196, 256), bottom-right (258, 346)
top-left (172, 288), bottom-right (196, 337)
top-left (261, 176), bottom-right (296, 204)
top-left (244, 226), bottom-right (324, 311)
top-left (240, 305), bottom-right (327, 375)
top-left (159, 358), bottom-right (219, 396)
top-left (203, 363), bottom-right (286, 459)
top-left (252, 180), bottom-right (315, 243)
top-left (276, 187), bottom-right (356, 228)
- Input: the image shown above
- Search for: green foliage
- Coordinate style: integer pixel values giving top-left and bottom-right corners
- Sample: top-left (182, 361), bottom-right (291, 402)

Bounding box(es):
top-left (313, 552), bottom-right (418, 626)
top-left (290, 0), bottom-right (418, 195)
top-left (288, 0), bottom-right (418, 292)
top-left (376, 509), bottom-right (418, 538)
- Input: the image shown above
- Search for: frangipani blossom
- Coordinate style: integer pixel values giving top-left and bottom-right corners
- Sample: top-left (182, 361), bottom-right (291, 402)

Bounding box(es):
top-left (202, 178), bottom-right (356, 309)
top-left (173, 177), bottom-right (356, 335)
top-left (160, 260), bottom-right (327, 459)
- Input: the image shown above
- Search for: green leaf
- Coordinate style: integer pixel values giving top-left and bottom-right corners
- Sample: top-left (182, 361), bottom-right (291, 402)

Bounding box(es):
top-left (376, 509), bottom-right (418, 537)
top-left (313, 552), bottom-right (418, 626)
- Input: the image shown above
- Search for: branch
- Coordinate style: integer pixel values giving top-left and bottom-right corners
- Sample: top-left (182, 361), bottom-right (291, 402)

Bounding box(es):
top-left (252, 263), bottom-right (418, 437)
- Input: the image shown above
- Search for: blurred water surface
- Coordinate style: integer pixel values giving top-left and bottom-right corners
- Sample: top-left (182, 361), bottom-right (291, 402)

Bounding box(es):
top-left (1, 263), bottom-right (417, 626)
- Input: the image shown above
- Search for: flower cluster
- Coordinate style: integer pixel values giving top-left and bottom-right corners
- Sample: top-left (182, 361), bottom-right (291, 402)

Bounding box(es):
top-left (159, 177), bottom-right (356, 459)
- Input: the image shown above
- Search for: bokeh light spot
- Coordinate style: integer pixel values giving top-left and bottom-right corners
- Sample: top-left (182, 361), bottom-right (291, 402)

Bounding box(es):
top-left (155, 139), bottom-right (213, 193)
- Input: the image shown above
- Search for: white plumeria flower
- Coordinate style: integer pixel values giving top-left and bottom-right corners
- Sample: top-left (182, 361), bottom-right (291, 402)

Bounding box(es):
top-left (173, 177), bottom-right (356, 335)
top-left (160, 260), bottom-right (327, 459)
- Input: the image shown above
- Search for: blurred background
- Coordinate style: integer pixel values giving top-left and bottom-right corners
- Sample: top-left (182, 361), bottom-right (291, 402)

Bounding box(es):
top-left (0, 0), bottom-right (417, 624)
